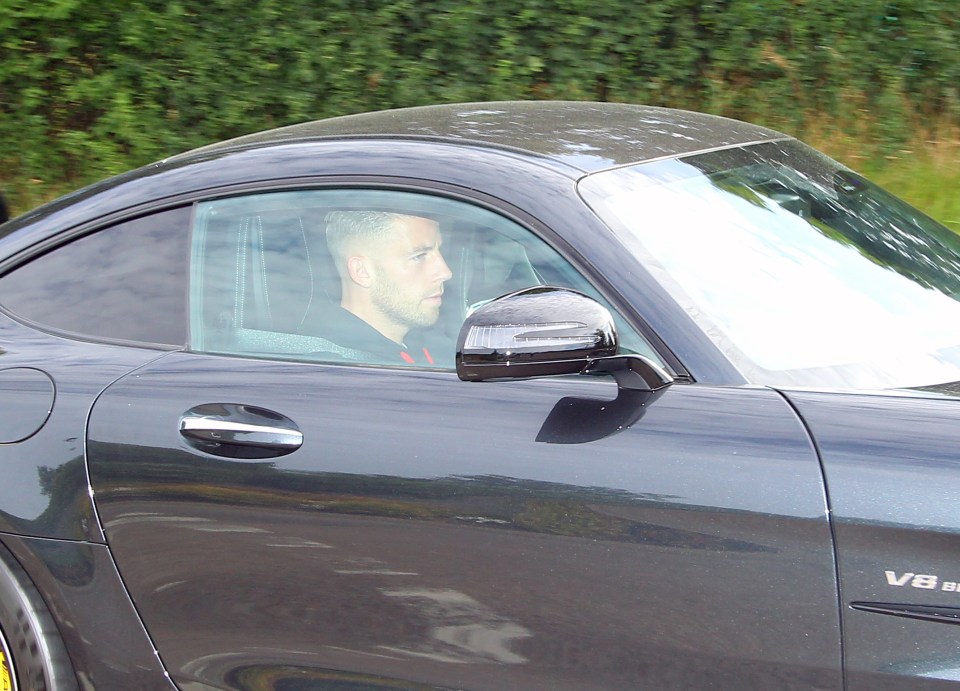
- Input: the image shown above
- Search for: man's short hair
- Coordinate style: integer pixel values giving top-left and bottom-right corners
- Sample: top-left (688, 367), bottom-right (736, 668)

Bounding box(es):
top-left (324, 210), bottom-right (406, 264)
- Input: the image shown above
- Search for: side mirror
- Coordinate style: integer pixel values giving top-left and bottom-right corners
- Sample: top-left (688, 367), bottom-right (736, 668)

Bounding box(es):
top-left (456, 286), bottom-right (672, 392)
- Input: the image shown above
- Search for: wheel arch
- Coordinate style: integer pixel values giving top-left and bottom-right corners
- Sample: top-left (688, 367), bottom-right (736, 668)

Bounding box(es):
top-left (0, 542), bottom-right (77, 691)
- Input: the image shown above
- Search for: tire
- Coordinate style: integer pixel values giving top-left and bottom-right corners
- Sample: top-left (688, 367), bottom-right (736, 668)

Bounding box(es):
top-left (0, 545), bottom-right (78, 691)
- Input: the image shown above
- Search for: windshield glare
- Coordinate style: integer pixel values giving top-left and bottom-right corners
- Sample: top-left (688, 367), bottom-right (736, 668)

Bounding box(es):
top-left (580, 140), bottom-right (960, 390)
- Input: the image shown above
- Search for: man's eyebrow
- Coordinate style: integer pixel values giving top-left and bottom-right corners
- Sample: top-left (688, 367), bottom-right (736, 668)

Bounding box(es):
top-left (409, 239), bottom-right (441, 253)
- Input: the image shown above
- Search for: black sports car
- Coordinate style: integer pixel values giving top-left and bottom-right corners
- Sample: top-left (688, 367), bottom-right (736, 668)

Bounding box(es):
top-left (2, 101), bottom-right (960, 690)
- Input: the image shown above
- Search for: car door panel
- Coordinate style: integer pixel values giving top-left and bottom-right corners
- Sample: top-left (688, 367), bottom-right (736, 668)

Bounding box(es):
top-left (88, 353), bottom-right (841, 689)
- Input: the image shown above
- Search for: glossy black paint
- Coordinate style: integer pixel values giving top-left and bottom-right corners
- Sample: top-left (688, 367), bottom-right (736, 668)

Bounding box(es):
top-left (784, 390), bottom-right (960, 690)
top-left (184, 101), bottom-right (783, 171)
top-left (87, 352), bottom-right (839, 689)
top-left (0, 367), bottom-right (54, 443)
top-left (0, 312), bottom-right (162, 540)
top-left (0, 534), bottom-right (174, 689)
top-left (456, 286), bottom-right (619, 380)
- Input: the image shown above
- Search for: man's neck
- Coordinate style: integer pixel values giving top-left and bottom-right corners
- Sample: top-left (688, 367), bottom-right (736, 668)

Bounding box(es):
top-left (341, 302), bottom-right (407, 345)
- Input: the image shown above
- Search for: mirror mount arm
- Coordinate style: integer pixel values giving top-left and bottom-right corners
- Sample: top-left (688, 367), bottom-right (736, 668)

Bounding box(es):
top-left (584, 355), bottom-right (673, 392)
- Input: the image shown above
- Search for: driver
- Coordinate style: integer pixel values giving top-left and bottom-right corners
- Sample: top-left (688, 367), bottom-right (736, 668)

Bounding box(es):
top-left (302, 210), bottom-right (453, 365)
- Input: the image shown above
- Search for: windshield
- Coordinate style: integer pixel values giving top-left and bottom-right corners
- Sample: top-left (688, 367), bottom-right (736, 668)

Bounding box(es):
top-left (580, 140), bottom-right (960, 389)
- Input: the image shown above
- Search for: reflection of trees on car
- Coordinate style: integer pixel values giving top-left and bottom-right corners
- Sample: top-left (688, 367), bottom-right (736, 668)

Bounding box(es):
top-left (716, 162), bottom-right (960, 296)
top-left (831, 175), bottom-right (960, 296)
top-left (0, 458), bottom-right (92, 539)
top-left (90, 446), bottom-right (773, 549)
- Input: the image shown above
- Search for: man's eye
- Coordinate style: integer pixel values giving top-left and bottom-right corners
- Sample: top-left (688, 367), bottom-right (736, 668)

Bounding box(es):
top-left (411, 253), bottom-right (427, 263)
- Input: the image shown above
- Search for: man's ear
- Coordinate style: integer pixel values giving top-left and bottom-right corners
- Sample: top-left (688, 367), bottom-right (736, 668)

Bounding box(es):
top-left (346, 256), bottom-right (373, 288)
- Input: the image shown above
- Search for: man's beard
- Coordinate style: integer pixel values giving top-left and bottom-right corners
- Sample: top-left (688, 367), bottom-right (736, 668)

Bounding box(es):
top-left (371, 276), bottom-right (440, 334)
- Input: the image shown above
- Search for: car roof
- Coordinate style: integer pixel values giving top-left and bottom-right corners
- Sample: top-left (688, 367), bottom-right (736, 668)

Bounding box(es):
top-left (1, 101), bottom-right (788, 254)
top-left (173, 101), bottom-right (788, 173)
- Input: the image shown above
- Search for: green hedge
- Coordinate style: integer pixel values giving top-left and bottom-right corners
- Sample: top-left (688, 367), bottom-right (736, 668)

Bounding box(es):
top-left (2, 0), bottom-right (958, 213)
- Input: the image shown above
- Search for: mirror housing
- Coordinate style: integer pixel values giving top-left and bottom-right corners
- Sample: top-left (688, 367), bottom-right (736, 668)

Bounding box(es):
top-left (456, 286), bottom-right (672, 391)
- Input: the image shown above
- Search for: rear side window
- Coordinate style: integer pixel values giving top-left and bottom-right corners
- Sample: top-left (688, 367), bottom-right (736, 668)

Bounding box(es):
top-left (0, 207), bottom-right (190, 345)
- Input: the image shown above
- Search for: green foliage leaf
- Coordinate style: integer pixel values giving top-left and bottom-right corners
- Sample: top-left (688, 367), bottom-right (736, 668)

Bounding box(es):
top-left (1, 0), bottom-right (957, 216)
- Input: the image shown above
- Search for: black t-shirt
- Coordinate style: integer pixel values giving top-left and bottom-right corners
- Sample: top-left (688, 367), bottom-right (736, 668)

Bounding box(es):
top-left (300, 304), bottom-right (451, 366)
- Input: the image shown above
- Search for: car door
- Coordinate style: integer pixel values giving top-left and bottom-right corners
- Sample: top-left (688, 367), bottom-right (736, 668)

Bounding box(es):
top-left (87, 186), bottom-right (843, 690)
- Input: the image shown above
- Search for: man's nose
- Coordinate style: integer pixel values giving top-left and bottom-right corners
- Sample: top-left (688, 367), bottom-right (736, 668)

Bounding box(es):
top-left (434, 253), bottom-right (453, 282)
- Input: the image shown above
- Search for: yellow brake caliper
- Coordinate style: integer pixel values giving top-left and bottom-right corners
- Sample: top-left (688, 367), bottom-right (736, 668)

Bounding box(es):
top-left (0, 643), bottom-right (12, 691)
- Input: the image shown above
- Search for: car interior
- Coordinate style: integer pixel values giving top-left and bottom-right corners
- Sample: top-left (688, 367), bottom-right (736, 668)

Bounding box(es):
top-left (190, 197), bottom-right (551, 365)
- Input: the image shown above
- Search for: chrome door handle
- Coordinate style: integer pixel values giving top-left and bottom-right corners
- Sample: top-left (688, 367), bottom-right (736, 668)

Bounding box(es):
top-left (180, 417), bottom-right (303, 448)
top-left (179, 403), bottom-right (302, 459)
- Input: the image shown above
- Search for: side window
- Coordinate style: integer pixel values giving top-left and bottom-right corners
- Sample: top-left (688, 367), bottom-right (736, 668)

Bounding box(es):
top-left (190, 190), bottom-right (662, 368)
top-left (0, 207), bottom-right (190, 345)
